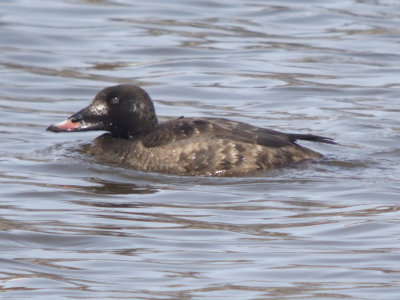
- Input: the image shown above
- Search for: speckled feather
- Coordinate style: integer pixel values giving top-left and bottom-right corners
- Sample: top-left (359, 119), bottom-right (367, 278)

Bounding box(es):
top-left (89, 117), bottom-right (326, 176)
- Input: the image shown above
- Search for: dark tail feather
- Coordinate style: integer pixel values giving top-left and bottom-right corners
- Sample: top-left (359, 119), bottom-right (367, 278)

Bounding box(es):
top-left (289, 134), bottom-right (337, 145)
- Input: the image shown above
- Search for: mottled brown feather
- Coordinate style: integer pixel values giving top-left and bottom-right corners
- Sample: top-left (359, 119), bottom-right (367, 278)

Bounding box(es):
top-left (88, 117), bottom-right (326, 176)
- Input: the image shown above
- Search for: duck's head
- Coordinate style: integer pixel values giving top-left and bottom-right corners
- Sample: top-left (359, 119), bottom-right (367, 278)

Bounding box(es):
top-left (47, 85), bottom-right (158, 138)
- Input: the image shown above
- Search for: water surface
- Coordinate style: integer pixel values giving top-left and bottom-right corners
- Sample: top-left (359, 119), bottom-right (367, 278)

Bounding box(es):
top-left (1, 0), bottom-right (400, 299)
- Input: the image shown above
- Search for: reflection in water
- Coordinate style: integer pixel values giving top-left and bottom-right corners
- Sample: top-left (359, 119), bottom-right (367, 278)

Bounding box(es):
top-left (0, 171), bottom-right (158, 195)
top-left (85, 177), bottom-right (158, 195)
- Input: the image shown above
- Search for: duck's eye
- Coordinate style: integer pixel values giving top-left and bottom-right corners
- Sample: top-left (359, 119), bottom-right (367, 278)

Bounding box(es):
top-left (110, 97), bottom-right (120, 105)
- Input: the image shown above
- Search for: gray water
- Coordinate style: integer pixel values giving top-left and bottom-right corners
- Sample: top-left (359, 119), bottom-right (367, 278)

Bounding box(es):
top-left (1, 0), bottom-right (400, 299)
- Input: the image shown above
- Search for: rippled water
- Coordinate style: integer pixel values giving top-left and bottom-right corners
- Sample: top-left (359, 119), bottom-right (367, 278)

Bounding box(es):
top-left (1, 0), bottom-right (400, 298)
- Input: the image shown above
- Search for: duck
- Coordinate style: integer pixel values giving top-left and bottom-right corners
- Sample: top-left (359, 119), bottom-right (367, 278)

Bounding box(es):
top-left (47, 84), bottom-right (336, 176)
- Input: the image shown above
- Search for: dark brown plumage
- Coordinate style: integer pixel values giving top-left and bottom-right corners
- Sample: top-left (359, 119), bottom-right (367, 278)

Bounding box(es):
top-left (47, 84), bottom-right (335, 176)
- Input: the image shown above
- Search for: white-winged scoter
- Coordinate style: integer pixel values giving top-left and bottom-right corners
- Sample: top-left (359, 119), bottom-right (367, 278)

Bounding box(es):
top-left (47, 85), bottom-right (335, 176)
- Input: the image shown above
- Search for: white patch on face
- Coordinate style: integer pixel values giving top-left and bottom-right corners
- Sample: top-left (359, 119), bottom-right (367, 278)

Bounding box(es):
top-left (130, 103), bottom-right (137, 112)
top-left (90, 101), bottom-right (108, 116)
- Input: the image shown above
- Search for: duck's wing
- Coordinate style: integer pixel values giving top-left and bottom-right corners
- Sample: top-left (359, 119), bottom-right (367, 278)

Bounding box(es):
top-left (142, 118), bottom-right (335, 148)
top-left (142, 118), bottom-right (208, 147)
top-left (220, 119), bottom-right (336, 145)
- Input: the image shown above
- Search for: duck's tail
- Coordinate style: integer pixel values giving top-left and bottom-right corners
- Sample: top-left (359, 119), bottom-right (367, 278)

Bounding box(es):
top-left (289, 134), bottom-right (337, 145)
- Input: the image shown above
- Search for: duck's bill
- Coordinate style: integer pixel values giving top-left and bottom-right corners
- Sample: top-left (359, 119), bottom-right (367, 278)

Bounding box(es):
top-left (47, 118), bottom-right (103, 132)
top-left (46, 118), bottom-right (84, 132)
top-left (47, 102), bottom-right (109, 133)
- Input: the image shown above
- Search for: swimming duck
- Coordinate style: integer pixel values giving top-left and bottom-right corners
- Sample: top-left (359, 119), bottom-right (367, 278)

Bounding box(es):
top-left (47, 85), bottom-right (335, 176)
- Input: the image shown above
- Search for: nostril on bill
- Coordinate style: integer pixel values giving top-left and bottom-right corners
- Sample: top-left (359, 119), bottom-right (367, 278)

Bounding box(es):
top-left (70, 114), bottom-right (82, 123)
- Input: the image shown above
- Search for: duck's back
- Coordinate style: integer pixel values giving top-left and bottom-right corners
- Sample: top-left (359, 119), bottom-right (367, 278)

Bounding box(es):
top-left (87, 118), bottom-right (324, 176)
